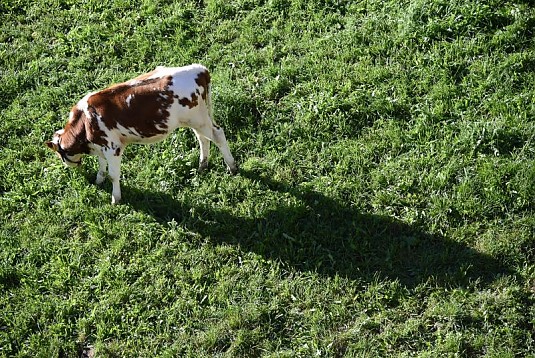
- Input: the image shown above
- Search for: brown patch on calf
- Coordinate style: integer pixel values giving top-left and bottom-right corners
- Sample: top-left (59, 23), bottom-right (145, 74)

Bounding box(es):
top-left (177, 69), bottom-right (210, 109)
top-left (178, 92), bottom-right (199, 109)
top-left (195, 70), bottom-right (210, 101)
top-left (87, 76), bottom-right (174, 138)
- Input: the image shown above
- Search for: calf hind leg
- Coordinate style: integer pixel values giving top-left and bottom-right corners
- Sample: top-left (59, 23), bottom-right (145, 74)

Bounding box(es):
top-left (213, 125), bottom-right (238, 174)
top-left (193, 129), bottom-right (210, 172)
top-left (194, 124), bottom-right (238, 175)
top-left (96, 156), bottom-right (108, 185)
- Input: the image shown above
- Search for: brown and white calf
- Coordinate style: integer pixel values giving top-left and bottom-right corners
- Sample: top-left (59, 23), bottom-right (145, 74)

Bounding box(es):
top-left (46, 64), bottom-right (238, 204)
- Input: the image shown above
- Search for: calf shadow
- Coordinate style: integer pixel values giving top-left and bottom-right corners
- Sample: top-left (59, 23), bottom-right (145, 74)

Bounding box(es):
top-left (119, 168), bottom-right (508, 288)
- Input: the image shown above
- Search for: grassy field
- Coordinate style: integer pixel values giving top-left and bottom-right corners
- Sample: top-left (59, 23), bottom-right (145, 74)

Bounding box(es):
top-left (1, 0), bottom-right (535, 356)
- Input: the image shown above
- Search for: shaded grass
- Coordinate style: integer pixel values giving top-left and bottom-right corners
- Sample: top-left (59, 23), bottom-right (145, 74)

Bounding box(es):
top-left (1, 0), bottom-right (535, 356)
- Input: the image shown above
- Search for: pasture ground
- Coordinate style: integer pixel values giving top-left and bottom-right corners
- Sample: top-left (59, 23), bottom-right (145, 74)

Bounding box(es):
top-left (1, 0), bottom-right (534, 356)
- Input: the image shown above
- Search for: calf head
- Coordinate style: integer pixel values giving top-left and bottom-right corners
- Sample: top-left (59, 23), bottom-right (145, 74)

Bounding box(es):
top-left (46, 130), bottom-right (83, 167)
top-left (46, 109), bottom-right (90, 167)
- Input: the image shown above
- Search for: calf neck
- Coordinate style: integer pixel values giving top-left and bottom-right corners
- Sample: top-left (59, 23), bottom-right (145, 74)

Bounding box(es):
top-left (46, 64), bottom-right (238, 204)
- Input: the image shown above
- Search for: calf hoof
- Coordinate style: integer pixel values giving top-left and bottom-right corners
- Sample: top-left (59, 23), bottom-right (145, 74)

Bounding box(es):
top-left (95, 176), bottom-right (106, 185)
top-left (198, 160), bottom-right (209, 173)
top-left (229, 164), bottom-right (239, 175)
top-left (111, 195), bottom-right (121, 205)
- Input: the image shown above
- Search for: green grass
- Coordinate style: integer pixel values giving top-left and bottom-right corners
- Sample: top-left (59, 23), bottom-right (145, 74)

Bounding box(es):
top-left (1, 0), bottom-right (535, 356)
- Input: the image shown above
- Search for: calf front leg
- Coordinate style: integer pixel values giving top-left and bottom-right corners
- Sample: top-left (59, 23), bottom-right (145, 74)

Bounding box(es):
top-left (104, 149), bottom-right (122, 204)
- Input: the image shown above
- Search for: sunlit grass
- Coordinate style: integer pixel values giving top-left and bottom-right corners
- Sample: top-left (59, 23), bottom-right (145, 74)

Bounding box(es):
top-left (1, 0), bottom-right (534, 356)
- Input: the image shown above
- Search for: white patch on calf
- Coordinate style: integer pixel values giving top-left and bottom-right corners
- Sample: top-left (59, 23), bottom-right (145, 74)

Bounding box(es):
top-left (126, 94), bottom-right (134, 107)
top-left (77, 92), bottom-right (95, 112)
top-left (52, 129), bottom-right (65, 145)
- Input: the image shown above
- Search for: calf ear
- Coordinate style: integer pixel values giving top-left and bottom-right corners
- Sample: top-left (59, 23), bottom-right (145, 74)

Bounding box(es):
top-left (45, 141), bottom-right (58, 151)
